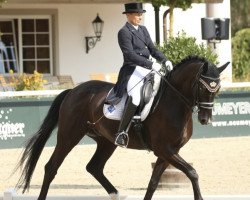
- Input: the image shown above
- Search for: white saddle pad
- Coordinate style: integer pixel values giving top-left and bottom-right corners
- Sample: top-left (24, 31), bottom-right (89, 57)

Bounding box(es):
top-left (103, 71), bottom-right (161, 121)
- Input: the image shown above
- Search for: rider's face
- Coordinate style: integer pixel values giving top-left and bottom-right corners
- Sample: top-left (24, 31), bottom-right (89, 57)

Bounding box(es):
top-left (126, 13), bottom-right (143, 26)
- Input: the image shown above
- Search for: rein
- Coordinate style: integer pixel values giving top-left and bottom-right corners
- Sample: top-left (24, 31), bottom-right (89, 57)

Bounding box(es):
top-left (155, 70), bottom-right (194, 111)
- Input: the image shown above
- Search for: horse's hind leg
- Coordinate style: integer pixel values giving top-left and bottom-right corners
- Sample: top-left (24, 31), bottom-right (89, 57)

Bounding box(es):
top-left (37, 129), bottom-right (84, 200)
top-left (86, 138), bottom-right (118, 199)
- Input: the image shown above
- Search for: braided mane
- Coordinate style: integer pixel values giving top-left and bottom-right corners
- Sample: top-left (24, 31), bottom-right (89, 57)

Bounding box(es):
top-left (173, 55), bottom-right (209, 71)
top-left (170, 55), bottom-right (219, 80)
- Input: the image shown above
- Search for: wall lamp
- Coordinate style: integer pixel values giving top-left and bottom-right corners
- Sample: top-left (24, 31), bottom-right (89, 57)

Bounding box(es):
top-left (85, 14), bottom-right (104, 54)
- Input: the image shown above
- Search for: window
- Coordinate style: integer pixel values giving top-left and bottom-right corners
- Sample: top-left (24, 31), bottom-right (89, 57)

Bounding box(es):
top-left (0, 19), bottom-right (18, 74)
top-left (0, 16), bottom-right (52, 74)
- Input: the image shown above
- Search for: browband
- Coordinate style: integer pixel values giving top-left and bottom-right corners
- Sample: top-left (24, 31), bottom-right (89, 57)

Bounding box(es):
top-left (199, 75), bottom-right (220, 93)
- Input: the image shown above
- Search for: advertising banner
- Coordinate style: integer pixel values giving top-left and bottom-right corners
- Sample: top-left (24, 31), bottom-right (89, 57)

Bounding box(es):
top-left (193, 91), bottom-right (250, 138)
top-left (0, 91), bottom-right (249, 149)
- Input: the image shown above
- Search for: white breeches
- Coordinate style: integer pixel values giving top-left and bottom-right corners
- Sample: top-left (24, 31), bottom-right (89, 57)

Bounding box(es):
top-left (127, 66), bottom-right (152, 106)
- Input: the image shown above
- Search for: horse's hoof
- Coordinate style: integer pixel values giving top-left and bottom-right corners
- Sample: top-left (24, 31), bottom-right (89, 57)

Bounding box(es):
top-left (109, 192), bottom-right (120, 200)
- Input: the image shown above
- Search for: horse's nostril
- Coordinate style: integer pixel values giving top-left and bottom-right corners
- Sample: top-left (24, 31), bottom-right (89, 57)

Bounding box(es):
top-left (200, 118), bottom-right (208, 125)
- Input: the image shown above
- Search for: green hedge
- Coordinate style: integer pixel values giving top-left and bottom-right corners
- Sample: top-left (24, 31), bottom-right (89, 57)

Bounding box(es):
top-left (158, 31), bottom-right (218, 65)
top-left (232, 28), bottom-right (250, 81)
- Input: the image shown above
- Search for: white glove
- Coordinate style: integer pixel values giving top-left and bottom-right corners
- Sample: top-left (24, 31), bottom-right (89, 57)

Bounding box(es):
top-left (164, 60), bottom-right (173, 71)
top-left (152, 62), bottom-right (162, 72)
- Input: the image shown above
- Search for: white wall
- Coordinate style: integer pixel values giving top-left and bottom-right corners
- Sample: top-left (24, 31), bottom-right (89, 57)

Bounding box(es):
top-left (143, 3), bottom-right (207, 45)
top-left (172, 3), bottom-right (207, 44)
top-left (57, 4), bottom-right (126, 84)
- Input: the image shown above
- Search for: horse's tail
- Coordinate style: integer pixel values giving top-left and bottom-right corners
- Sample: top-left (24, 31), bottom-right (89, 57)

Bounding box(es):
top-left (16, 89), bottom-right (72, 193)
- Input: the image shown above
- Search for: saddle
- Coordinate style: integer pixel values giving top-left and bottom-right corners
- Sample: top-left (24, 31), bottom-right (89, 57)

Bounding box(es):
top-left (104, 72), bottom-right (156, 121)
top-left (138, 73), bottom-right (154, 112)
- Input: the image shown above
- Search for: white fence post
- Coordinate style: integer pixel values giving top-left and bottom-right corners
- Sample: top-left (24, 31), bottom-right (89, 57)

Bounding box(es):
top-left (3, 189), bottom-right (16, 200)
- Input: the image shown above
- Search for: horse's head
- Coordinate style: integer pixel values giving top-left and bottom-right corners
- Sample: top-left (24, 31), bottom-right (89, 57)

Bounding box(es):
top-left (195, 61), bottom-right (229, 125)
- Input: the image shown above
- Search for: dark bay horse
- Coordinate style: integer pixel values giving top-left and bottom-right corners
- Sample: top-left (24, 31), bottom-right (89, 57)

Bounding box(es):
top-left (16, 56), bottom-right (229, 200)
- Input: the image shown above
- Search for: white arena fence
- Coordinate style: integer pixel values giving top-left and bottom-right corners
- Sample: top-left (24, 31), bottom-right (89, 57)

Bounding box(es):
top-left (220, 81), bottom-right (250, 89)
top-left (1, 190), bottom-right (250, 200)
top-left (0, 81), bottom-right (250, 98)
top-left (1, 189), bottom-right (250, 200)
top-left (0, 90), bottom-right (64, 98)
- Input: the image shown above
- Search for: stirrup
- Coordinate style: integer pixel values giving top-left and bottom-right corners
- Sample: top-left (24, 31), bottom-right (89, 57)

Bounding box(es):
top-left (115, 131), bottom-right (129, 148)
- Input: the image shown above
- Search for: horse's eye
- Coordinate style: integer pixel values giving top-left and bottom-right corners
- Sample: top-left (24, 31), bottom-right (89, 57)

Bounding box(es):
top-left (200, 84), bottom-right (206, 90)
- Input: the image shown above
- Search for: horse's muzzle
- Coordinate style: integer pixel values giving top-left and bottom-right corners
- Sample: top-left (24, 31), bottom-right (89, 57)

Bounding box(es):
top-left (199, 117), bottom-right (211, 125)
top-left (198, 111), bottom-right (212, 125)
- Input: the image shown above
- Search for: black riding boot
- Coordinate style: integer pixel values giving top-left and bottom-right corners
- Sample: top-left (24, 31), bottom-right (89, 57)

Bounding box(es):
top-left (115, 96), bottom-right (137, 147)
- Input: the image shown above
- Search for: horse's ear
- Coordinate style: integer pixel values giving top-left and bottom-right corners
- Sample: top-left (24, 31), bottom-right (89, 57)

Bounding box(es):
top-left (218, 62), bottom-right (230, 74)
top-left (202, 62), bottom-right (208, 74)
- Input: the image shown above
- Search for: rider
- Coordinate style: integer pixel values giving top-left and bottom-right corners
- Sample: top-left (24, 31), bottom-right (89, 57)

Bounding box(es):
top-left (114, 2), bottom-right (173, 147)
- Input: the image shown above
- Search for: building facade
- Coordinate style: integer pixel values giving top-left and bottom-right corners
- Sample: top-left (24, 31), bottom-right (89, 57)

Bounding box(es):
top-left (0, 0), bottom-right (231, 84)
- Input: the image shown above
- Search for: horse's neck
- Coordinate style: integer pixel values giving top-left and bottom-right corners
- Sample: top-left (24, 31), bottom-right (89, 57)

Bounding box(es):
top-left (170, 63), bottom-right (200, 102)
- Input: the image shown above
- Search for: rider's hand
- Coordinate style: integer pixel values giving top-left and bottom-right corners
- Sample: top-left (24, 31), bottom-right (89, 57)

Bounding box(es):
top-left (164, 60), bottom-right (173, 71)
top-left (152, 62), bottom-right (162, 72)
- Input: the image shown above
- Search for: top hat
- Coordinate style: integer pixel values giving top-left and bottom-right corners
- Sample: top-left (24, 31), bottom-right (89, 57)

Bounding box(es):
top-left (122, 3), bottom-right (146, 14)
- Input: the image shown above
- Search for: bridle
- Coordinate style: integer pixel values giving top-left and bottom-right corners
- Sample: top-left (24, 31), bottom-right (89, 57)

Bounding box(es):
top-left (157, 63), bottom-right (221, 112)
top-left (196, 74), bottom-right (220, 110)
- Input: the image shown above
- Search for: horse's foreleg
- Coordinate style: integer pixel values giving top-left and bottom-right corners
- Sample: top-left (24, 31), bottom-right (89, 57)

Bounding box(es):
top-left (86, 139), bottom-right (118, 199)
top-left (168, 153), bottom-right (203, 200)
top-left (143, 158), bottom-right (169, 200)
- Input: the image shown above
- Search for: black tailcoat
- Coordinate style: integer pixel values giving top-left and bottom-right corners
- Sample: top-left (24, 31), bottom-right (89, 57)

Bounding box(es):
top-left (114, 22), bottom-right (167, 98)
